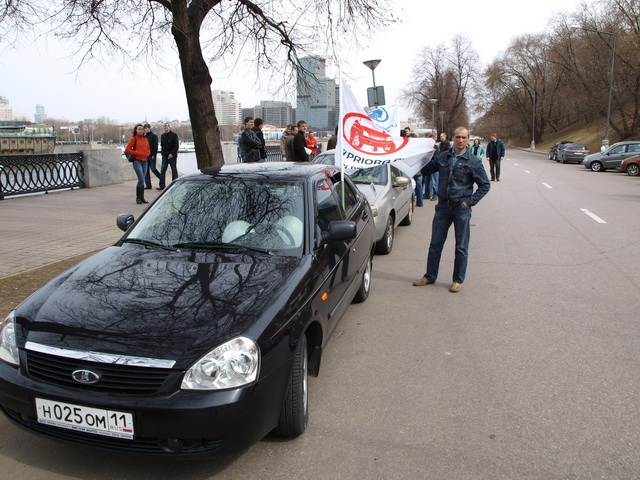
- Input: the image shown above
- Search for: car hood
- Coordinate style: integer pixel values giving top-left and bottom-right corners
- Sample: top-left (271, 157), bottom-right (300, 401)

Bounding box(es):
top-left (353, 182), bottom-right (388, 207)
top-left (16, 246), bottom-right (304, 367)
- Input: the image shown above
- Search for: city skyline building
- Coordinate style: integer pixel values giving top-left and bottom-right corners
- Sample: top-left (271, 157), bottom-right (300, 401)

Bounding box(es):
top-left (212, 90), bottom-right (242, 126)
top-left (296, 56), bottom-right (337, 131)
top-left (34, 104), bottom-right (47, 123)
top-left (0, 96), bottom-right (13, 121)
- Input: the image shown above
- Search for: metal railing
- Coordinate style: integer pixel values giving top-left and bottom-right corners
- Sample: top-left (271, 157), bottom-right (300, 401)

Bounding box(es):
top-left (0, 153), bottom-right (84, 200)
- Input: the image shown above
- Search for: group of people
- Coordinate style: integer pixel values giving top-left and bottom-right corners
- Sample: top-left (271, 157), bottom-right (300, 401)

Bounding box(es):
top-left (238, 118), bottom-right (321, 163)
top-left (124, 123), bottom-right (180, 204)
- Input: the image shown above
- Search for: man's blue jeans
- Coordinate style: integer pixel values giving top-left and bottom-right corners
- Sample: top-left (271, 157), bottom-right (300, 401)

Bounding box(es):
top-left (426, 203), bottom-right (472, 284)
top-left (132, 160), bottom-right (149, 189)
top-left (414, 176), bottom-right (423, 207)
top-left (145, 156), bottom-right (161, 188)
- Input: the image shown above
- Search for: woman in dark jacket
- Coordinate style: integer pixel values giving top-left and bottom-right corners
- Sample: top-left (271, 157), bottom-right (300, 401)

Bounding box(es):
top-left (125, 124), bottom-right (151, 204)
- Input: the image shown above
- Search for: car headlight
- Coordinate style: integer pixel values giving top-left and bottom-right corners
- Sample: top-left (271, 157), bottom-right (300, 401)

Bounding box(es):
top-left (181, 336), bottom-right (259, 390)
top-left (0, 311), bottom-right (19, 366)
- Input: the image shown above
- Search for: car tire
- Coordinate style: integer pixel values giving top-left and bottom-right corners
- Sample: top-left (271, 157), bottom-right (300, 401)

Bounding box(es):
top-left (375, 216), bottom-right (394, 255)
top-left (353, 254), bottom-right (372, 303)
top-left (399, 200), bottom-right (414, 226)
top-left (627, 164), bottom-right (640, 176)
top-left (274, 335), bottom-right (308, 437)
top-left (590, 161), bottom-right (604, 172)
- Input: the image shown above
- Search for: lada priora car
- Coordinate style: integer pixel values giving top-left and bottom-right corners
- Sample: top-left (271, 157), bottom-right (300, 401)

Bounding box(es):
top-left (0, 162), bottom-right (375, 455)
top-left (313, 150), bottom-right (415, 254)
top-left (349, 119), bottom-right (395, 152)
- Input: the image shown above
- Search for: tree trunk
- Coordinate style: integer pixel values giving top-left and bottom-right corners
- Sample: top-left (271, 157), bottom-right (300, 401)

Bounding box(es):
top-left (171, 3), bottom-right (225, 169)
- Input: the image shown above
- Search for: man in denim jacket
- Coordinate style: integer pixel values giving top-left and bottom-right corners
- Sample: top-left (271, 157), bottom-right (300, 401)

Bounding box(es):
top-left (413, 126), bottom-right (490, 293)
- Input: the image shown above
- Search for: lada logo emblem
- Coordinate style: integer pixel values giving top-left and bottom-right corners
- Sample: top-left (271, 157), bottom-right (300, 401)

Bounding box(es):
top-left (71, 369), bottom-right (101, 384)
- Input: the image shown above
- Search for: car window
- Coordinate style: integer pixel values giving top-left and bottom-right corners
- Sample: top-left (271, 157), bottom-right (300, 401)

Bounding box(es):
top-left (314, 153), bottom-right (335, 165)
top-left (330, 174), bottom-right (359, 218)
top-left (127, 180), bottom-right (305, 253)
top-left (609, 145), bottom-right (625, 154)
top-left (626, 143), bottom-right (640, 153)
top-left (315, 178), bottom-right (344, 232)
top-left (349, 165), bottom-right (388, 185)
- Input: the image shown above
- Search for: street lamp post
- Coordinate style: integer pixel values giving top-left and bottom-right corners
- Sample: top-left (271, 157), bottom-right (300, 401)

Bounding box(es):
top-left (363, 59), bottom-right (382, 107)
top-left (429, 99), bottom-right (438, 134)
top-left (439, 111), bottom-right (445, 134)
top-left (530, 90), bottom-right (536, 152)
top-left (573, 26), bottom-right (616, 149)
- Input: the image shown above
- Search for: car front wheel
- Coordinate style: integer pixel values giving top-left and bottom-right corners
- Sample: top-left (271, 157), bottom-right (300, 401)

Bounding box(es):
top-left (353, 254), bottom-right (372, 303)
top-left (627, 164), bottom-right (640, 176)
top-left (375, 216), bottom-right (394, 254)
top-left (274, 335), bottom-right (308, 437)
top-left (590, 161), bottom-right (604, 172)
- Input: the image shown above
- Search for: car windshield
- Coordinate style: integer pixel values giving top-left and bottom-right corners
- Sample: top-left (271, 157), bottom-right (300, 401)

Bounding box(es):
top-left (349, 165), bottom-right (388, 186)
top-left (314, 153), bottom-right (335, 165)
top-left (126, 179), bottom-right (305, 255)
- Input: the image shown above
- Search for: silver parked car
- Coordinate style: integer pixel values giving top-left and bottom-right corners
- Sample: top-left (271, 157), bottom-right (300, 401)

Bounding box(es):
top-left (314, 150), bottom-right (415, 254)
top-left (582, 141), bottom-right (640, 171)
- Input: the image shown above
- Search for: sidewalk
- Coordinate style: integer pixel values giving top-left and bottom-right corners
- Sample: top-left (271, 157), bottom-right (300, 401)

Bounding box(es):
top-left (0, 181), bottom-right (161, 279)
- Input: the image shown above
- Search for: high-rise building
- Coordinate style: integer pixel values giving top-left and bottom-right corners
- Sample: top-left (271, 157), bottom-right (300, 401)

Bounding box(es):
top-left (0, 96), bottom-right (13, 121)
top-left (34, 104), bottom-right (47, 123)
top-left (296, 56), bottom-right (337, 131)
top-left (212, 90), bottom-right (242, 126)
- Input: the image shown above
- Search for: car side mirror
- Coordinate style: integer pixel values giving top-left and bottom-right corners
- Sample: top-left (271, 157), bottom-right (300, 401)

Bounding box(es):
top-left (116, 213), bottom-right (135, 232)
top-left (321, 220), bottom-right (357, 244)
top-left (393, 176), bottom-right (411, 187)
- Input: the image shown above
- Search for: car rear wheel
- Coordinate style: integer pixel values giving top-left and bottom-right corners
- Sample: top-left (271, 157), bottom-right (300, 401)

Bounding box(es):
top-left (375, 216), bottom-right (394, 254)
top-left (399, 200), bottom-right (414, 226)
top-left (274, 335), bottom-right (308, 437)
top-left (353, 254), bottom-right (372, 303)
top-left (590, 161), bottom-right (604, 172)
top-left (627, 164), bottom-right (640, 176)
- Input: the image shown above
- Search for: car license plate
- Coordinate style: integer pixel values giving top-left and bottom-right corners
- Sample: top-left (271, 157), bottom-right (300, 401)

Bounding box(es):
top-left (35, 398), bottom-right (134, 439)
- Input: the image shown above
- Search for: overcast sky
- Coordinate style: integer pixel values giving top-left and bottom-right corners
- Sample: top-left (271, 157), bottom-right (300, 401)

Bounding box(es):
top-left (1, 0), bottom-right (581, 125)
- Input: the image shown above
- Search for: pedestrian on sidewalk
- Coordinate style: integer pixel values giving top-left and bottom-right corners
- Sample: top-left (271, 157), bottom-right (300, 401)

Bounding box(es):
top-left (125, 124), bottom-right (151, 204)
top-left (486, 133), bottom-right (505, 181)
top-left (412, 126), bottom-right (490, 293)
top-left (143, 123), bottom-right (160, 189)
top-left (157, 123), bottom-right (180, 190)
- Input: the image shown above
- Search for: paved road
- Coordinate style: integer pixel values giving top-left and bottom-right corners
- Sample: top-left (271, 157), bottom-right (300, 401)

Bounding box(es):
top-left (0, 152), bottom-right (639, 478)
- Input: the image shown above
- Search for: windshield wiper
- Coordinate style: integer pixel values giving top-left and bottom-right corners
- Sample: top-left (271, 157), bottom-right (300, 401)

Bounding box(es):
top-left (122, 238), bottom-right (177, 251)
top-left (172, 241), bottom-right (272, 255)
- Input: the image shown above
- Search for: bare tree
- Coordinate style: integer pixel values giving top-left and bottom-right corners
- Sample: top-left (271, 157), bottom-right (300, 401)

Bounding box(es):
top-left (0, 0), bottom-right (395, 168)
top-left (404, 35), bottom-right (478, 135)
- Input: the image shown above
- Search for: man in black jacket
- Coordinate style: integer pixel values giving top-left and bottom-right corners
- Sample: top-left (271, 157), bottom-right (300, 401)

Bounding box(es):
top-left (293, 121), bottom-right (309, 162)
top-left (486, 133), bottom-right (505, 181)
top-left (157, 123), bottom-right (179, 190)
top-left (143, 123), bottom-right (159, 189)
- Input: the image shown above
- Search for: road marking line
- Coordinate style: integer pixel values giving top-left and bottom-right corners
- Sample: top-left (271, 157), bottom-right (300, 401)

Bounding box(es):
top-left (542, 183), bottom-right (552, 189)
top-left (524, 170), bottom-right (531, 174)
top-left (581, 209), bottom-right (607, 224)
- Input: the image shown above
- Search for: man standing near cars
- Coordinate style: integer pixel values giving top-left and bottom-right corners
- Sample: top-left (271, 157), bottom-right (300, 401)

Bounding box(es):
top-left (285, 125), bottom-right (298, 161)
top-left (143, 123), bottom-right (159, 190)
top-left (486, 133), bottom-right (505, 181)
top-left (238, 116), bottom-right (261, 163)
top-left (293, 121), bottom-right (309, 162)
top-left (157, 123), bottom-right (180, 190)
top-left (412, 126), bottom-right (490, 293)
top-left (280, 124), bottom-right (294, 160)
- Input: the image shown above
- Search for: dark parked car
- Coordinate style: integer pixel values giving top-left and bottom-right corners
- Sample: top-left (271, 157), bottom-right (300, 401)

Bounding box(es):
top-left (582, 141), bottom-right (640, 171)
top-left (313, 150), bottom-right (415, 255)
top-left (0, 163), bottom-right (376, 455)
top-left (548, 141), bottom-right (573, 160)
top-left (555, 143), bottom-right (590, 164)
top-left (621, 155), bottom-right (640, 176)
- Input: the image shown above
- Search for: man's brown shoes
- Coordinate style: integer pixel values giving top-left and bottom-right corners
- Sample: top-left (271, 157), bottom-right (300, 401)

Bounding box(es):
top-left (449, 282), bottom-right (462, 293)
top-left (413, 276), bottom-right (435, 286)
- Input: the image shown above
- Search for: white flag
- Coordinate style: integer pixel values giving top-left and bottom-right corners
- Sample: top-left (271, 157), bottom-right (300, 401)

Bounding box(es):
top-left (336, 76), bottom-right (435, 177)
top-left (367, 104), bottom-right (400, 135)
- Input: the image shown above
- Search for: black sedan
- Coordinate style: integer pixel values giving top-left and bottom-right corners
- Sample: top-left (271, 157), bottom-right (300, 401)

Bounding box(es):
top-left (0, 163), bottom-right (375, 455)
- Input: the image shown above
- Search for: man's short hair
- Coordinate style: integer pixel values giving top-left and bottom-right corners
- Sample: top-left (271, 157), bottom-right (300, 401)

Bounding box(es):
top-left (143, 123), bottom-right (151, 128)
top-left (254, 118), bottom-right (263, 128)
top-left (244, 116), bottom-right (254, 124)
top-left (164, 123), bottom-right (170, 127)
top-left (296, 120), bottom-right (307, 128)
top-left (491, 132), bottom-right (498, 138)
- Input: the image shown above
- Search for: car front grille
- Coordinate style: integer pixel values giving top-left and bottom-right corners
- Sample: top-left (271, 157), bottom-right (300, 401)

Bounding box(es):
top-left (26, 350), bottom-right (173, 394)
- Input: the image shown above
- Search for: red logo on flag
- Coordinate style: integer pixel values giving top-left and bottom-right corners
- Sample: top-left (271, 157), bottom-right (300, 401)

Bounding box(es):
top-left (342, 113), bottom-right (408, 156)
